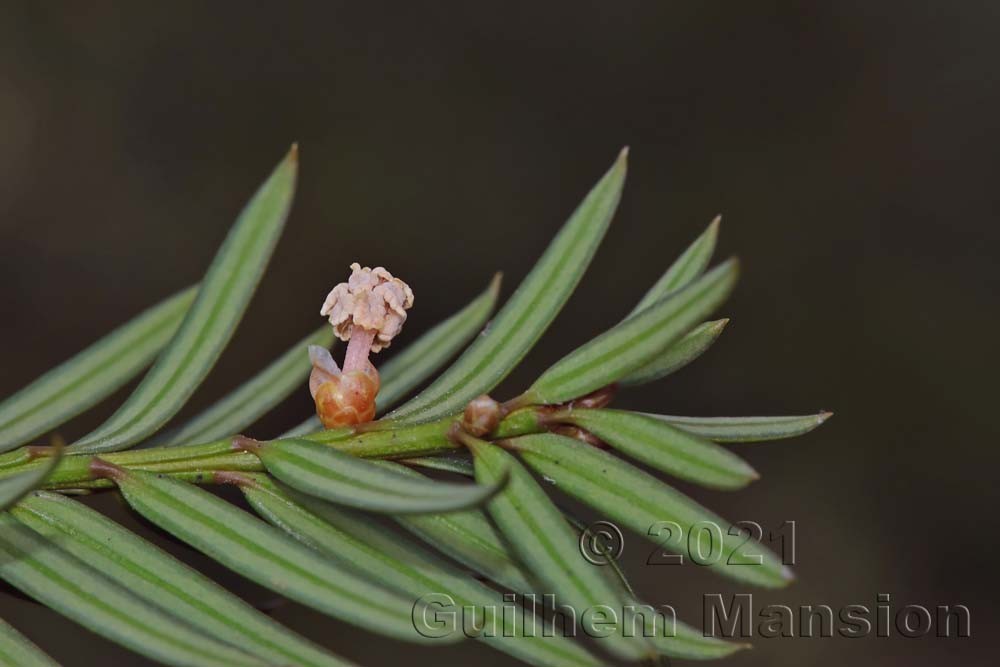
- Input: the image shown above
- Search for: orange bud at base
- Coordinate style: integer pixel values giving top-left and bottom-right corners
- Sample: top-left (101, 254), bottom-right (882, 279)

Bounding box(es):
top-left (313, 367), bottom-right (380, 428)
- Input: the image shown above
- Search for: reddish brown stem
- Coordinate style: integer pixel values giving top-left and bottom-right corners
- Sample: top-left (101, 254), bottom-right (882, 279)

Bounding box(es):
top-left (231, 435), bottom-right (263, 453)
top-left (89, 457), bottom-right (126, 481)
top-left (567, 384), bottom-right (618, 410)
top-left (213, 471), bottom-right (257, 487)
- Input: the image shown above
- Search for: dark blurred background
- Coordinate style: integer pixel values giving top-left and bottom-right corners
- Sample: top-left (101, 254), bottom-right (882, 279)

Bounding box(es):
top-left (1, 2), bottom-right (996, 665)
